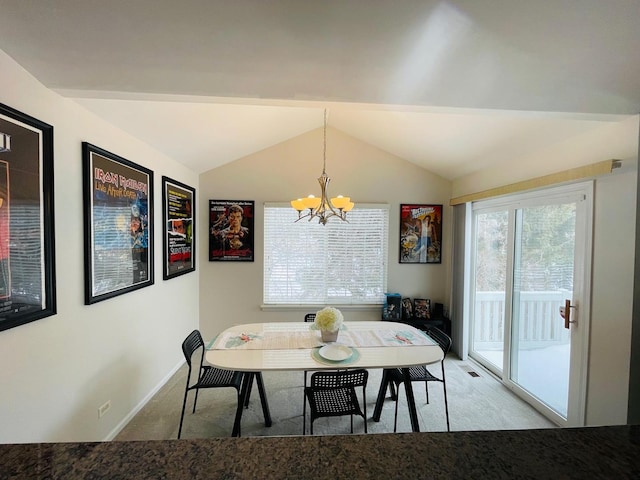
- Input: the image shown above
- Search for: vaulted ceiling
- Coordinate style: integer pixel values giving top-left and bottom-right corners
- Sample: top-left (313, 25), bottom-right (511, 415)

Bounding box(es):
top-left (1, 0), bottom-right (638, 179)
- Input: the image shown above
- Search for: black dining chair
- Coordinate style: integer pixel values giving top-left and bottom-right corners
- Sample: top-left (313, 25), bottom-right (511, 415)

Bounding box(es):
top-left (302, 312), bottom-right (317, 434)
top-left (178, 329), bottom-right (245, 439)
top-left (389, 326), bottom-right (451, 432)
top-left (303, 313), bottom-right (317, 385)
top-left (304, 369), bottom-right (369, 435)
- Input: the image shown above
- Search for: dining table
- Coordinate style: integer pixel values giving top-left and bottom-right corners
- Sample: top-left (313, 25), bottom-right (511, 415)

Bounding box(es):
top-left (206, 320), bottom-right (443, 436)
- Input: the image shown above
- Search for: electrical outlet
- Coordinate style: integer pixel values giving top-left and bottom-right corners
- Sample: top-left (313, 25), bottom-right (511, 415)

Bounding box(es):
top-left (98, 400), bottom-right (111, 418)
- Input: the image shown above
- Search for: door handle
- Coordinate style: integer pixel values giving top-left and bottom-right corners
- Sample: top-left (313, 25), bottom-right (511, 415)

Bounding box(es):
top-left (559, 299), bottom-right (576, 329)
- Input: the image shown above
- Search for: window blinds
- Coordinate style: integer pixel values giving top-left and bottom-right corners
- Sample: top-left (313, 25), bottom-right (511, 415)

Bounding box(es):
top-left (263, 204), bottom-right (389, 305)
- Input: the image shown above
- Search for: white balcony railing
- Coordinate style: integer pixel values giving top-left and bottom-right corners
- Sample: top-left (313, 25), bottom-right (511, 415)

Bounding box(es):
top-left (474, 291), bottom-right (569, 348)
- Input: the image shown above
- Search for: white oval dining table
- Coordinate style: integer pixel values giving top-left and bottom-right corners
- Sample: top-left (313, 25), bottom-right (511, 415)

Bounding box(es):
top-left (206, 321), bottom-right (443, 436)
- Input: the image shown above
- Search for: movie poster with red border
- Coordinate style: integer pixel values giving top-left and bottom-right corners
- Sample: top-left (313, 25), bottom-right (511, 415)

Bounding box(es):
top-left (400, 204), bottom-right (442, 264)
top-left (209, 200), bottom-right (254, 262)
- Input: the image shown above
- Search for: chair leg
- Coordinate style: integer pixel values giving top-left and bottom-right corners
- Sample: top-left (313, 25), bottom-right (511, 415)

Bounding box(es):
top-left (192, 387), bottom-right (200, 413)
top-left (442, 365), bottom-right (450, 432)
top-left (363, 390), bottom-right (367, 434)
top-left (178, 388), bottom-right (190, 439)
top-left (302, 372), bottom-right (307, 435)
top-left (302, 398), bottom-right (307, 435)
top-left (425, 380), bottom-right (430, 404)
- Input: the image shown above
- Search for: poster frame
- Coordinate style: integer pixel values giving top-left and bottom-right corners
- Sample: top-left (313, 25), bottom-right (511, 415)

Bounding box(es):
top-left (209, 200), bottom-right (255, 262)
top-left (0, 103), bottom-right (56, 332)
top-left (399, 203), bottom-right (443, 264)
top-left (82, 142), bottom-right (154, 304)
top-left (162, 176), bottom-right (196, 280)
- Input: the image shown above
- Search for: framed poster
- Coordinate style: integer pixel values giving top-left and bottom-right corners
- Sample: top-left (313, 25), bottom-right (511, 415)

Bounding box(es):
top-left (162, 176), bottom-right (195, 280)
top-left (399, 204), bottom-right (442, 264)
top-left (82, 142), bottom-right (154, 304)
top-left (413, 298), bottom-right (432, 319)
top-left (209, 200), bottom-right (254, 261)
top-left (401, 297), bottom-right (413, 320)
top-left (0, 103), bottom-right (56, 332)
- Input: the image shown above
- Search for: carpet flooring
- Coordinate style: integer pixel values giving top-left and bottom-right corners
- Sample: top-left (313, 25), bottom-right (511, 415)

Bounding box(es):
top-left (115, 355), bottom-right (555, 440)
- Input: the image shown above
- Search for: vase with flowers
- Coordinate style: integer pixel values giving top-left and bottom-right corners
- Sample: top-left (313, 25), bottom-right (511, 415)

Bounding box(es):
top-left (314, 306), bottom-right (344, 342)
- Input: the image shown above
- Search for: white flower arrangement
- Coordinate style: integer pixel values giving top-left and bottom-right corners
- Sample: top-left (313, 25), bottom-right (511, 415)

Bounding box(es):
top-left (314, 306), bottom-right (344, 332)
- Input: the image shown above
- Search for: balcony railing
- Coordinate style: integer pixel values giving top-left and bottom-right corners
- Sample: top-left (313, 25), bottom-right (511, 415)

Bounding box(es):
top-left (474, 291), bottom-right (569, 348)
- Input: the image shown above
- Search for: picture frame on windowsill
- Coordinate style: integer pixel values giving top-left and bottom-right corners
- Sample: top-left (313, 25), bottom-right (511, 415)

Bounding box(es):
top-left (413, 298), bottom-right (431, 320)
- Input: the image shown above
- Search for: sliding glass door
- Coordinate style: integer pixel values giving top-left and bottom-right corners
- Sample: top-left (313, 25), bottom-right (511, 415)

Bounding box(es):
top-left (470, 182), bottom-right (593, 426)
top-left (472, 210), bottom-right (508, 373)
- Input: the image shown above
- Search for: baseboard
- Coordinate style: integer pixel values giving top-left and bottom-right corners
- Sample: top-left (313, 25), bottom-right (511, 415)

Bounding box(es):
top-left (103, 359), bottom-right (185, 441)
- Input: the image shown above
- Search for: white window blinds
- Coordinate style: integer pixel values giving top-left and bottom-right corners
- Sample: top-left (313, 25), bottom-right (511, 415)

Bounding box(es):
top-left (263, 204), bottom-right (389, 305)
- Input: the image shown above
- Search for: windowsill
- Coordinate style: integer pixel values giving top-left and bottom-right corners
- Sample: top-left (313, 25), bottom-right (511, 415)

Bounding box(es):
top-left (260, 304), bottom-right (383, 312)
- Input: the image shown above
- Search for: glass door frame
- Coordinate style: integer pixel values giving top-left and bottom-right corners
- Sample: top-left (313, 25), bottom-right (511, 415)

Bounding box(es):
top-left (468, 181), bottom-right (593, 427)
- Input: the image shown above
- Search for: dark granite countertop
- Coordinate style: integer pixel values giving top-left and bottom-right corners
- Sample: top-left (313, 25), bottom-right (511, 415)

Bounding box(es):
top-left (2, 426), bottom-right (639, 479)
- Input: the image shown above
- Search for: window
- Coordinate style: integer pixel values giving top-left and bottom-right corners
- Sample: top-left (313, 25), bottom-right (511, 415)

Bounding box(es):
top-left (263, 204), bottom-right (389, 305)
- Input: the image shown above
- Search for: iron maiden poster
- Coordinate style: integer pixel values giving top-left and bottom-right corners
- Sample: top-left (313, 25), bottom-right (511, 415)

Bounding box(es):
top-left (83, 143), bottom-right (154, 303)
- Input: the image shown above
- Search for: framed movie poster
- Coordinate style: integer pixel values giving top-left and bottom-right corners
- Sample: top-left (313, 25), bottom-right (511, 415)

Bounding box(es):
top-left (162, 176), bottom-right (195, 280)
top-left (0, 103), bottom-right (56, 332)
top-left (400, 204), bottom-right (442, 264)
top-left (209, 200), bottom-right (254, 261)
top-left (413, 298), bottom-right (432, 319)
top-left (82, 142), bottom-right (154, 304)
top-left (401, 297), bottom-right (413, 320)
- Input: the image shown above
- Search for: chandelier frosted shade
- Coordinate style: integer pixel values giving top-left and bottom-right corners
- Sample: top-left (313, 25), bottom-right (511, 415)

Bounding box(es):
top-left (290, 110), bottom-right (354, 225)
top-left (290, 188), bottom-right (354, 225)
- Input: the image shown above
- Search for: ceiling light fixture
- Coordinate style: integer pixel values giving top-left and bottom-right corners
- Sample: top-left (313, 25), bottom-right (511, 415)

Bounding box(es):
top-left (0, 133), bottom-right (11, 153)
top-left (290, 110), bottom-right (354, 225)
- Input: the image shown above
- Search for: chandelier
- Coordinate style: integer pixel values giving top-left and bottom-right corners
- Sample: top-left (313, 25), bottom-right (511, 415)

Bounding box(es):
top-left (290, 110), bottom-right (354, 225)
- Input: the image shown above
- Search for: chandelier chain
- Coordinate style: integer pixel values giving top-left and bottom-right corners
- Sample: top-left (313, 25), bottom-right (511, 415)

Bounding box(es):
top-left (322, 109), bottom-right (327, 174)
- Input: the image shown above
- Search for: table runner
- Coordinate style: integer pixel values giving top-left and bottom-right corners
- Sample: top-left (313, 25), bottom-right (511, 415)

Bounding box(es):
top-left (211, 327), bottom-right (435, 350)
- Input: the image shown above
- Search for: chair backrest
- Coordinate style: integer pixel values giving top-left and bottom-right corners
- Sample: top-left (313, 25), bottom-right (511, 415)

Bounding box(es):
top-left (426, 326), bottom-right (452, 356)
top-left (310, 369), bottom-right (368, 389)
top-left (182, 329), bottom-right (205, 368)
top-left (304, 313), bottom-right (316, 323)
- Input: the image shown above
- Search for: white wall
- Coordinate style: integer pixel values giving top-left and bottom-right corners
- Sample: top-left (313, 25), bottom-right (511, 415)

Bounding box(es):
top-left (2, 44), bottom-right (635, 441)
top-left (451, 116), bottom-right (639, 426)
top-left (588, 162), bottom-right (636, 424)
top-left (198, 126), bottom-right (452, 340)
top-left (0, 50), bottom-right (199, 443)
top-left (198, 117), bottom-right (638, 427)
